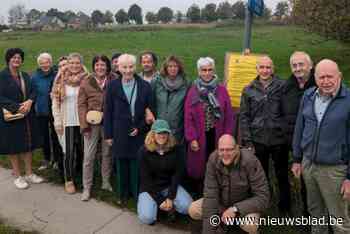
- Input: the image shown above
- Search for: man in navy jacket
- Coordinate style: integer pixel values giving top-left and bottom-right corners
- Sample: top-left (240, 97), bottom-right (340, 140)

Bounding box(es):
top-left (292, 59), bottom-right (350, 234)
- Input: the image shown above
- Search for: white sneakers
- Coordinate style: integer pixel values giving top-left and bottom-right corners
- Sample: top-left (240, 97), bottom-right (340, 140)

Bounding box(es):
top-left (14, 174), bottom-right (44, 189)
top-left (101, 181), bottom-right (113, 192)
top-left (81, 189), bottom-right (90, 201)
top-left (14, 176), bottom-right (29, 189)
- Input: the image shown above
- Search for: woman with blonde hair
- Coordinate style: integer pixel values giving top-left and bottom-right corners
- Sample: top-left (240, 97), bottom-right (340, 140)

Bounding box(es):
top-left (52, 52), bottom-right (88, 194)
top-left (137, 119), bottom-right (192, 225)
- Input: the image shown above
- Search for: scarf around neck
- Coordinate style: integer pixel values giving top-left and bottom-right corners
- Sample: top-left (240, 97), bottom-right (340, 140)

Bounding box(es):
top-left (161, 75), bottom-right (185, 91)
top-left (194, 75), bottom-right (221, 119)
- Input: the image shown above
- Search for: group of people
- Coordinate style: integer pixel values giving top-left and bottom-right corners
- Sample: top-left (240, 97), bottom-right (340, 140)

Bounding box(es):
top-left (0, 47), bottom-right (349, 234)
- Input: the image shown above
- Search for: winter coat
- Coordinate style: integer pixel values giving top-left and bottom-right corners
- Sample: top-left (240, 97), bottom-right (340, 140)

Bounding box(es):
top-left (239, 76), bottom-right (286, 147)
top-left (104, 75), bottom-right (152, 160)
top-left (281, 71), bottom-right (316, 146)
top-left (151, 75), bottom-right (189, 142)
top-left (78, 73), bottom-right (116, 131)
top-left (202, 149), bottom-right (270, 234)
top-left (31, 68), bottom-right (57, 116)
top-left (184, 84), bottom-right (235, 179)
top-left (0, 67), bottom-right (42, 154)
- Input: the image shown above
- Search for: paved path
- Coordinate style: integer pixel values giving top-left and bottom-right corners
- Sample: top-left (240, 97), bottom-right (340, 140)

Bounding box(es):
top-left (0, 168), bottom-right (189, 234)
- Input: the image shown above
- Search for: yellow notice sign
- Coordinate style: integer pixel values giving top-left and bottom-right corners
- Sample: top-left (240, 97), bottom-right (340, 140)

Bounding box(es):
top-left (224, 52), bottom-right (261, 108)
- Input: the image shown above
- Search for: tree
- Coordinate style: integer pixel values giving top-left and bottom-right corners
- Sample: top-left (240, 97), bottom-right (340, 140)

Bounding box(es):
top-left (128, 4), bottom-right (143, 24)
top-left (186, 4), bottom-right (201, 23)
top-left (47, 8), bottom-right (65, 21)
top-left (115, 9), bottom-right (129, 24)
top-left (103, 10), bottom-right (114, 24)
top-left (62, 10), bottom-right (77, 23)
top-left (145, 12), bottom-right (158, 24)
top-left (157, 7), bottom-right (173, 23)
top-left (260, 7), bottom-right (272, 20)
top-left (216, 1), bottom-right (233, 20)
top-left (274, 1), bottom-right (290, 20)
top-left (8, 4), bottom-right (26, 25)
top-left (91, 10), bottom-right (104, 26)
top-left (175, 11), bottom-right (183, 23)
top-left (232, 1), bottom-right (246, 19)
top-left (201, 3), bottom-right (217, 22)
top-left (26, 8), bottom-right (41, 25)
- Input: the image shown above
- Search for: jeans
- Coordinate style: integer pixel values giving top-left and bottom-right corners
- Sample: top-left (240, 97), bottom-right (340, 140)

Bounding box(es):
top-left (137, 185), bottom-right (193, 224)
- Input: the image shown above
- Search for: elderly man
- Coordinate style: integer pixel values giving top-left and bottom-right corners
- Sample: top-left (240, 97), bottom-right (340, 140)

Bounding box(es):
top-left (188, 134), bottom-right (269, 234)
top-left (139, 51), bottom-right (159, 83)
top-left (292, 59), bottom-right (350, 234)
top-left (240, 55), bottom-right (291, 213)
top-left (281, 51), bottom-right (316, 215)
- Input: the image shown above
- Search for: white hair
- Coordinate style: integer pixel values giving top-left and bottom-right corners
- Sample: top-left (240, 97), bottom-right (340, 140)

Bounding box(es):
top-left (290, 51), bottom-right (313, 67)
top-left (118, 53), bottom-right (137, 65)
top-left (197, 57), bottom-right (215, 70)
top-left (37, 52), bottom-right (53, 65)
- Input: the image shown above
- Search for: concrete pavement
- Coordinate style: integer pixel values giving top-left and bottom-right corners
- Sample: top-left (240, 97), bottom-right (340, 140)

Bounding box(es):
top-left (0, 167), bottom-right (189, 234)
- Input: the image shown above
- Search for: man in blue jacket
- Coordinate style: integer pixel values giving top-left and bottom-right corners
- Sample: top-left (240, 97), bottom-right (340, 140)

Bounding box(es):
top-left (292, 59), bottom-right (350, 234)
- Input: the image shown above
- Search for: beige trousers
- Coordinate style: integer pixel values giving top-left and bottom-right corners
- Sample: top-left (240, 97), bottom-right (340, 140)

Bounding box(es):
top-left (82, 125), bottom-right (112, 190)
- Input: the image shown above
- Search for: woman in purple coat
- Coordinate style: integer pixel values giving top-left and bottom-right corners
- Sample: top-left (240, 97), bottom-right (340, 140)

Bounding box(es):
top-left (184, 57), bottom-right (235, 197)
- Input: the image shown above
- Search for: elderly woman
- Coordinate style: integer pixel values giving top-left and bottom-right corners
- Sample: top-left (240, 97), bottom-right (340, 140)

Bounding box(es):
top-left (149, 55), bottom-right (189, 143)
top-left (32, 52), bottom-right (63, 171)
top-left (78, 55), bottom-right (116, 201)
top-left (0, 48), bottom-right (44, 189)
top-left (138, 119), bottom-right (193, 225)
top-left (104, 54), bottom-right (152, 206)
top-left (52, 52), bottom-right (88, 194)
top-left (184, 57), bottom-right (235, 197)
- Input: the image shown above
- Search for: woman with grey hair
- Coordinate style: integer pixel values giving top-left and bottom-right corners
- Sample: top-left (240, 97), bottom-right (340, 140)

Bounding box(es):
top-left (32, 52), bottom-right (63, 171)
top-left (104, 53), bottom-right (152, 206)
top-left (184, 57), bottom-right (235, 197)
top-left (52, 52), bottom-right (88, 194)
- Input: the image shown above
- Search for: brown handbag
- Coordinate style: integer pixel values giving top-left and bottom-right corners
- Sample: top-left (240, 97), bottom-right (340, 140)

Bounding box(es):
top-left (2, 72), bottom-right (26, 122)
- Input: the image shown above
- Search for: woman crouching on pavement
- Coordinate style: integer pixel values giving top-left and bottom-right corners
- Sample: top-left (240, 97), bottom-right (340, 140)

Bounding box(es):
top-left (137, 119), bottom-right (193, 225)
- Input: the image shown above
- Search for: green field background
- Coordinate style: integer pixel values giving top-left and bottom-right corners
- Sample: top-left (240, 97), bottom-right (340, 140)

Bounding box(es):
top-left (0, 25), bottom-right (349, 83)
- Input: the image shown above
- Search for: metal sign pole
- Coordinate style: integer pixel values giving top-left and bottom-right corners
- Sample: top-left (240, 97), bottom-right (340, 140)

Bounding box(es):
top-left (243, 5), bottom-right (253, 52)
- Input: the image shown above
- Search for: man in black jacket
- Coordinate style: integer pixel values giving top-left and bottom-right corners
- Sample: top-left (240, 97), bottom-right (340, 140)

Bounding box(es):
top-left (240, 55), bottom-right (291, 213)
top-left (281, 51), bottom-right (316, 216)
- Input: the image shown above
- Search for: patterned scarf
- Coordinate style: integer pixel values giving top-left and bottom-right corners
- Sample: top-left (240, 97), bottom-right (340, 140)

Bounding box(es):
top-left (52, 69), bottom-right (88, 107)
top-left (194, 75), bottom-right (221, 119)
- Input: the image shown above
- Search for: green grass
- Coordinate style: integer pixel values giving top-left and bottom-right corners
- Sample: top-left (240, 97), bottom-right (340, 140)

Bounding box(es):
top-left (0, 217), bottom-right (39, 234)
top-left (0, 25), bottom-right (349, 84)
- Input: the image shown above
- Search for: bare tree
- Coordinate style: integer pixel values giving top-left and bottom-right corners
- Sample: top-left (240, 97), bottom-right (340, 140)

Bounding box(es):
top-left (8, 3), bottom-right (27, 26)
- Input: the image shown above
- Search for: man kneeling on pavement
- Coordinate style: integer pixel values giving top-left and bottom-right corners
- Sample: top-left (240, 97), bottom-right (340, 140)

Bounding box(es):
top-left (188, 134), bottom-right (270, 234)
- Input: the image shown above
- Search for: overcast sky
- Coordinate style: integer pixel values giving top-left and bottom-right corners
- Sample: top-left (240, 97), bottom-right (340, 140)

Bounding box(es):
top-left (0, 0), bottom-right (279, 22)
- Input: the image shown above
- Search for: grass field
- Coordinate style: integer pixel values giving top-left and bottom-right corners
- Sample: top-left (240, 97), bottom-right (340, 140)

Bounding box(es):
top-left (0, 24), bottom-right (349, 233)
top-left (0, 24), bottom-right (349, 83)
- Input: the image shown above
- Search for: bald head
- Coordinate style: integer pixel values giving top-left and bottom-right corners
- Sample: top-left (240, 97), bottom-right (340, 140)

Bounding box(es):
top-left (315, 59), bottom-right (342, 96)
top-left (218, 134), bottom-right (240, 166)
top-left (218, 134), bottom-right (236, 147)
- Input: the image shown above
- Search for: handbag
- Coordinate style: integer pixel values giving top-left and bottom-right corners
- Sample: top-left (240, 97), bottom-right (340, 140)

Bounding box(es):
top-left (86, 110), bottom-right (103, 125)
top-left (2, 72), bottom-right (26, 122)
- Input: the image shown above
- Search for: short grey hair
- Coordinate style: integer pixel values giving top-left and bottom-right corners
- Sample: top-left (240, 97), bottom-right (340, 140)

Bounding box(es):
top-left (68, 52), bottom-right (83, 64)
top-left (290, 51), bottom-right (313, 67)
top-left (37, 52), bottom-right (53, 65)
top-left (197, 57), bottom-right (215, 71)
top-left (118, 53), bottom-right (137, 66)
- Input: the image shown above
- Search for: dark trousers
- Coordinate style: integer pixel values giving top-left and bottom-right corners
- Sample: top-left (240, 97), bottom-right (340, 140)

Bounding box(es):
top-left (253, 142), bottom-right (291, 211)
top-left (116, 159), bottom-right (138, 200)
top-left (64, 126), bottom-right (83, 182)
top-left (37, 116), bottom-right (63, 163)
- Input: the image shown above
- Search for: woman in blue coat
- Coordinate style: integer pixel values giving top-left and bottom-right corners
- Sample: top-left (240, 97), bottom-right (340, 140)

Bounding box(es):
top-left (104, 54), bottom-right (152, 206)
top-left (0, 48), bottom-right (44, 189)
